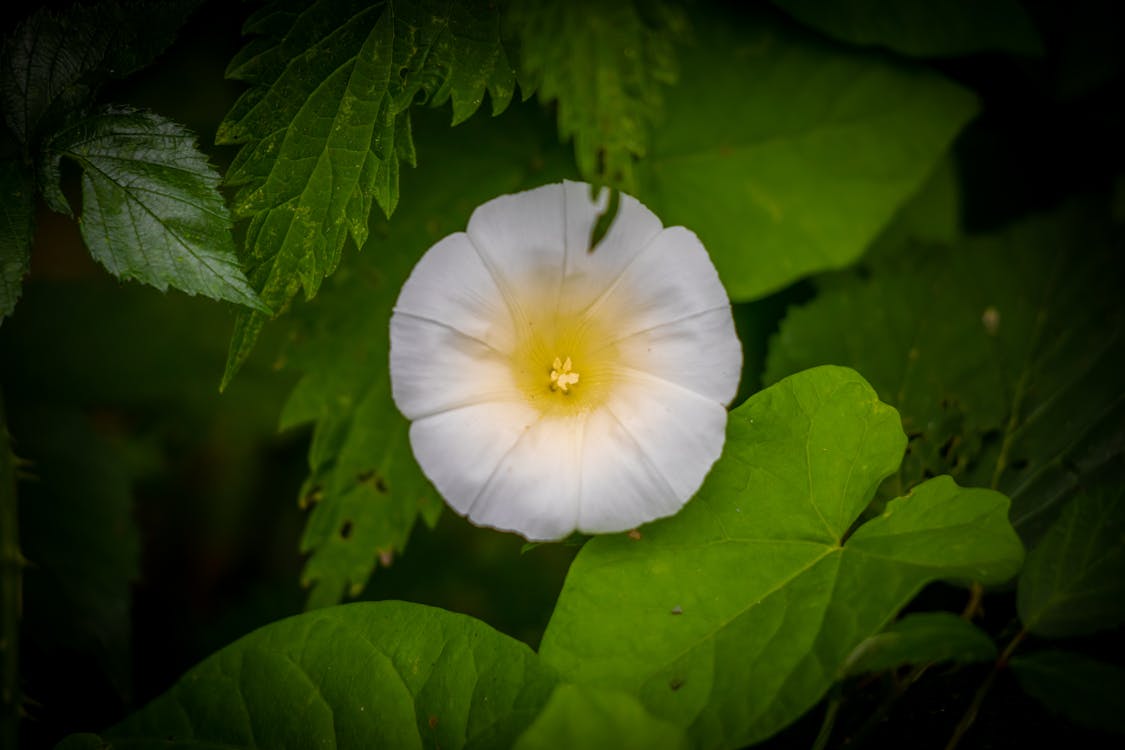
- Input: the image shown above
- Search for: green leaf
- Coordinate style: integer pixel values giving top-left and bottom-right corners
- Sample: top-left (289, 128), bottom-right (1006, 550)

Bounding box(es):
top-left (1011, 650), bottom-right (1125, 735)
top-left (514, 684), bottom-right (689, 750)
top-left (842, 612), bottom-right (996, 676)
top-left (0, 1), bottom-right (205, 147)
top-left (771, 0), bottom-right (1042, 58)
top-left (42, 107), bottom-right (266, 310)
top-left (764, 206), bottom-right (1125, 544)
top-left (58, 601), bottom-right (557, 750)
top-left (281, 102), bottom-right (573, 608)
top-left (217, 0), bottom-right (515, 386)
top-left (1017, 480), bottom-right (1125, 637)
top-left (0, 160), bottom-right (33, 322)
top-left (634, 7), bottom-right (976, 301)
top-left (507, 0), bottom-right (684, 191)
top-left (634, 6), bottom-right (978, 302)
top-left (539, 365), bottom-right (1023, 747)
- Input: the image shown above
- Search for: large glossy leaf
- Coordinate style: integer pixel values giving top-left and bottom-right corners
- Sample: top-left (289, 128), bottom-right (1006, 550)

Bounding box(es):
top-left (765, 207), bottom-right (1125, 544)
top-left (514, 684), bottom-right (688, 750)
top-left (634, 5), bottom-right (977, 302)
top-left (771, 0), bottom-right (1041, 58)
top-left (1017, 479), bottom-right (1125, 637)
top-left (42, 107), bottom-right (265, 310)
top-left (0, 160), bottom-right (33, 322)
top-left (842, 612), bottom-right (996, 676)
top-left (281, 103), bottom-right (573, 608)
top-left (507, 0), bottom-right (683, 191)
top-left (59, 601), bottom-right (557, 750)
top-left (217, 0), bottom-right (515, 386)
top-left (539, 366), bottom-right (1023, 747)
top-left (1011, 650), bottom-right (1125, 735)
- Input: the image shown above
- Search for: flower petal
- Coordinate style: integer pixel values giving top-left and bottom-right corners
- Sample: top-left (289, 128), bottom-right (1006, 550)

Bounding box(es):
top-left (561, 192), bottom-right (665, 311)
top-left (594, 226), bottom-right (732, 340)
top-left (604, 371), bottom-right (729, 504)
top-left (464, 415), bottom-right (585, 540)
top-left (392, 232), bottom-right (515, 352)
top-left (408, 400), bottom-right (539, 515)
top-left (576, 408), bottom-right (683, 534)
top-left (390, 314), bottom-right (516, 420)
top-left (613, 307), bottom-right (742, 405)
top-left (466, 181), bottom-right (608, 304)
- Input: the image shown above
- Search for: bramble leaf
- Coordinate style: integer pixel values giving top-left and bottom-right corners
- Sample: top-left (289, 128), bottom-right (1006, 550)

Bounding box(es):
top-left (57, 602), bottom-right (558, 750)
top-left (42, 107), bottom-right (265, 310)
top-left (634, 5), bottom-right (978, 302)
top-left (0, 160), bottom-right (33, 322)
top-left (281, 104), bottom-right (571, 608)
top-left (507, 0), bottom-right (684, 191)
top-left (540, 366), bottom-right (1023, 747)
top-left (764, 206), bottom-right (1125, 544)
top-left (771, 0), bottom-right (1041, 58)
top-left (217, 0), bottom-right (515, 387)
top-left (1018, 479), bottom-right (1125, 637)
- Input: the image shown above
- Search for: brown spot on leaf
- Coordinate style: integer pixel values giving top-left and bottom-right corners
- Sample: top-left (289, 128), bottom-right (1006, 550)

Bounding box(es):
top-left (628, 529), bottom-right (642, 541)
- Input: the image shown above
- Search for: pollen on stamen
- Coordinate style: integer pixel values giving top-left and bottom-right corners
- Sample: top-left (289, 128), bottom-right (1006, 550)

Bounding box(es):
top-left (549, 356), bottom-right (580, 393)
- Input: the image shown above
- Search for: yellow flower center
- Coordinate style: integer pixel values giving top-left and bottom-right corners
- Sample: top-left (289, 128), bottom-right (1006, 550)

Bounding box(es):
top-left (509, 304), bottom-right (621, 417)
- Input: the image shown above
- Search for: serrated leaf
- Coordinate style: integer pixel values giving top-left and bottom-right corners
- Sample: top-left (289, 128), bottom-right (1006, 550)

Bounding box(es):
top-left (842, 612), bottom-right (997, 676)
top-left (1017, 480), bottom-right (1125, 637)
top-left (0, 1), bottom-right (204, 147)
top-left (281, 103), bottom-right (572, 608)
top-left (507, 0), bottom-right (683, 191)
top-left (634, 5), bottom-right (978, 302)
top-left (764, 206), bottom-right (1125, 544)
top-left (1011, 650), bottom-right (1125, 735)
top-left (43, 107), bottom-right (266, 310)
top-left (539, 365), bottom-right (1023, 747)
top-left (57, 601), bottom-right (558, 750)
top-left (771, 0), bottom-right (1042, 58)
top-left (217, 0), bottom-right (515, 387)
top-left (514, 684), bottom-right (689, 750)
top-left (0, 159), bottom-right (33, 322)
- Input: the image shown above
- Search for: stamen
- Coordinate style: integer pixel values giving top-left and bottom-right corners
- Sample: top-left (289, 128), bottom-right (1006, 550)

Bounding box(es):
top-left (549, 356), bottom-right (580, 393)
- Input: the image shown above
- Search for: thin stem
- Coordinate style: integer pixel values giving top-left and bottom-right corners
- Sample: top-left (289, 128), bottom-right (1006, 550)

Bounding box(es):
top-left (812, 690), bottom-right (842, 750)
top-left (961, 581), bottom-right (984, 621)
top-left (0, 393), bottom-right (21, 750)
top-left (945, 627), bottom-right (1028, 750)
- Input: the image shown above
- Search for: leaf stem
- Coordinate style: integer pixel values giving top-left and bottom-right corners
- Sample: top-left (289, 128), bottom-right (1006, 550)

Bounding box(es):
top-left (0, 393), bottom-right (22, 749)
top-left (812, 688), bottom-right (842, 750)
top-left (944, 626), bottom-right (1027, 750)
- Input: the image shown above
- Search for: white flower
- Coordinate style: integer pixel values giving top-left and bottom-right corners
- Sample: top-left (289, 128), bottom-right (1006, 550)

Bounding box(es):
top-left (389, 181), bottom-right (742, 540)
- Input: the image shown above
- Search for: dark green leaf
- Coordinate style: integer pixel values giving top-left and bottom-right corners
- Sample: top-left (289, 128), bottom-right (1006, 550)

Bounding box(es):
top-left (764, 206), bottom-right (1125, 544)
top-left (514, 684), bottom-right (688, 750)
top-left (540, 366), bottom-right (1023, 747)
top-left (507, 0), bottom-right (684, 191)
top-left (217, 0), bottom-right (515, 386)
top-left (0, 1), bottom-right (204, 147)
top-left (43, 107), bottom-right (266, 310)
top-left (771, 0), bottom-right (1041, 58)
top-left (58, 601), bottom-right (557, 750)
top-left (0, 160), bottom-right (33, 322)
top-left (634, 5), bottom-right (978, 302)
top-left (842, 612), bottom-right (996, 676)
top-left (1018, 480), bottom-right (1125, 637)
top-left (281, 103), bottom-right (572, 608)
top-left (1012, 650), bottom-right (1125, 735)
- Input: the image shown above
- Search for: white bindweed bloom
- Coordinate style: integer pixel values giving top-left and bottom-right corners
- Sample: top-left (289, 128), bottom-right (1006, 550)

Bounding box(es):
top-left (389, 181), bottom-right (742, 540)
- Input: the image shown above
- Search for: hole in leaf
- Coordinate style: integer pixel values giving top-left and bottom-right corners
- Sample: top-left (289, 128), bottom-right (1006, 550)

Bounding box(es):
top-left (339, 520), bottom-right (353, 539)
top-left (375, 475), bottom-right (388, 494)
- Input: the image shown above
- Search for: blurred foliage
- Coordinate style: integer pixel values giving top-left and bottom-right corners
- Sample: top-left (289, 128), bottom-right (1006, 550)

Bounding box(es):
top-left (0, 0), bottom-right (1122, 748)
